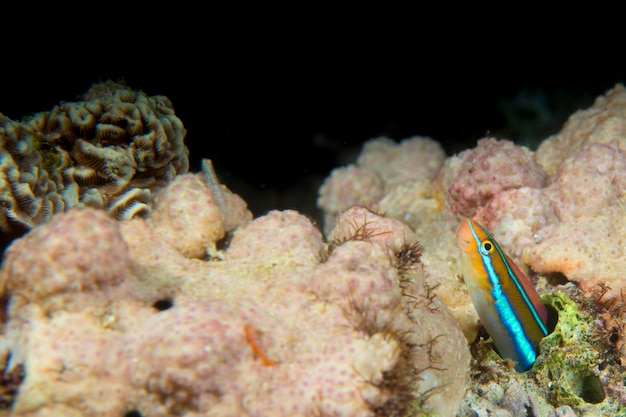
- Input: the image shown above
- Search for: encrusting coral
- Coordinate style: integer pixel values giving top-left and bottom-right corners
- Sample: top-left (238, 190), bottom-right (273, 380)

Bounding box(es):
top-left (318, 136), bottom-right (446, 235)
top-left (437, 137), bottom-right (547, 218)
top-left (0, 80), bottom-right (189, 236)
top-left (5, 80), bottom-right (626, 416)
top-left (317, 83), bottom-right (626, 415)
top-left (0, 168), bottom-right (470, 416)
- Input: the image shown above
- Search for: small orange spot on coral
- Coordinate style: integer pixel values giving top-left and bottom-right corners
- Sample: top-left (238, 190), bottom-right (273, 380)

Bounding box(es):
top-left (244, 323), bottom-right (276, 366)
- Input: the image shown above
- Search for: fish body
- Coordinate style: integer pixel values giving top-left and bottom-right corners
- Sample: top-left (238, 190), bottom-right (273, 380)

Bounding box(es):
top-left (456, 218), bottom-right (548, 371)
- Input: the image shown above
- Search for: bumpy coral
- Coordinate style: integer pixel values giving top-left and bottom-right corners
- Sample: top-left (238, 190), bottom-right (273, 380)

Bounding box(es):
top-left (2, 208), bottom-right (128, 314)
top-left (318, 136), bottom-right (479, 342)
top-left (0, 80), bottom-right (189, 236)
top-left (473, 187), bottom-right (558, 261)
top-left (437, 137), bottom-right (547, 218)
top-left (544, 142), bottom-right (626, 221)
top-left (317, 83), bottom-right (626, 415)
top-left (149, 173), bottom-right (251, 259)
top-left (0, 174), bottom-right (469, 416)
top-left (459, 136), bottom-right (626, 332)
top-left (527, 126), bottom-right (626, 307)
top-left (356, 137), bottom-right (446, 187)
top-left (317, 136), bottom-right (445, 234)
top-left (526, 166), bottom-right (626, 306)
top-left (317, 165), bottom-right (385, 230)
top-left (536, 83), bottom-right (626, 174)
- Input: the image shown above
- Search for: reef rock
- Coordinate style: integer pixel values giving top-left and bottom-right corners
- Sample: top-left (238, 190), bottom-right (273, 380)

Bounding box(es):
top-left (317, 83), bottom-right (626, 415)
top-left (318, 136), bottom-right (445, 234)
top-left (536, 83), bottom-right (626, 174)
top-left (0, 172), bottom-right (470, 416)
top-left (437, 137), bottom-right (547, 218)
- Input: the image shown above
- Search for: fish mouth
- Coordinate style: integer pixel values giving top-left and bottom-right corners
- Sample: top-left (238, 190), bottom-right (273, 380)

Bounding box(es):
top-left (455, 219), bottom-right (474, 251)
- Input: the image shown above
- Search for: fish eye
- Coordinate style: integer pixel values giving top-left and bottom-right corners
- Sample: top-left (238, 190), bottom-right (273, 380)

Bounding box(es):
top-left (480, 240), bottom-right (494, 255)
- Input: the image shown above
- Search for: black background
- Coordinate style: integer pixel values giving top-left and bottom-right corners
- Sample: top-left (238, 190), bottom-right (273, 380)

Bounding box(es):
top-left (2, 45), bottom-right (624, 225)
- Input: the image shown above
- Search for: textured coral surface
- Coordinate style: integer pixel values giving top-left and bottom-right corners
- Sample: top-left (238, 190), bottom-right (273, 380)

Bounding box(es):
top-left (318, 136), bottom-right (445, 235)
top-left (0, 174), bottom-right (469, 416)
top-left (317, 83), bottom-right (626, 415)
top-left (0, 114), bottom-right (64, 234)
top-left (5, 81), bottom-right (626, 417)
top-left (0, 80), bottom-right (189, 235)
top-left (439, 137), bottom-right (547, 218)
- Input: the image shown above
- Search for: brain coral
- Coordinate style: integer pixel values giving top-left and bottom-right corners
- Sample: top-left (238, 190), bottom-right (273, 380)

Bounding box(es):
top-left (0, 172), bottom-right (469, 416)
top-left (0, 114), bottom-right (65, 235)
top-left (0, 80), bottom-right (189, 236)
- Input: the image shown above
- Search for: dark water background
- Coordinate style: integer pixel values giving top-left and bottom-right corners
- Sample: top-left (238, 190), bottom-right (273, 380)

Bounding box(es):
top-left (1, 54), bottom-right (623, 226)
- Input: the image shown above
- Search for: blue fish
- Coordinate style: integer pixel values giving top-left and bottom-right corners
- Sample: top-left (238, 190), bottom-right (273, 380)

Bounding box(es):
top-left (456, 218), bottom-right (549, 371)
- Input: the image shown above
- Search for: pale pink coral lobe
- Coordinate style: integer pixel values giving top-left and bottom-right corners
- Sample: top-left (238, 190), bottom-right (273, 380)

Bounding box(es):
top-left (442, 138), bottom-right (547, 217)
top-left (0, 179), bottom-right (470, 417)
top-left (317, 84), bottom-right (626, 415)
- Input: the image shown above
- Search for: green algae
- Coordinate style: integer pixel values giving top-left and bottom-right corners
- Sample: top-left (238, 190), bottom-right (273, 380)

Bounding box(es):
top-left (533, 291), bottom-right (624, 414)
top-left (30, 130), bottom-right (62, 174)
top-left (461, 290), bottom-right (626, 416)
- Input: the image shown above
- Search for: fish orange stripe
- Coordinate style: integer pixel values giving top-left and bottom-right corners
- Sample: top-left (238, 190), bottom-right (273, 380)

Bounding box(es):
top-left (457, 218), bottom-right (548, 371)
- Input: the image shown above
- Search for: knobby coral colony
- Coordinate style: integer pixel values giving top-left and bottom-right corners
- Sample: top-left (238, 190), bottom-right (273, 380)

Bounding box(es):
top-left (314, 85), bottom-right (626, 415)
top-left (0, 80), bottom-right (189, 237)
top-left (0, 185), bottom-right (471, 416)
top-left (323, 207), bottom-right (471, 417)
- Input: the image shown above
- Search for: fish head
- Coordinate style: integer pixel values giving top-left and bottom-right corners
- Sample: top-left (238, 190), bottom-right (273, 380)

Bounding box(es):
top-left (456, 218), bottom-right (498, 292)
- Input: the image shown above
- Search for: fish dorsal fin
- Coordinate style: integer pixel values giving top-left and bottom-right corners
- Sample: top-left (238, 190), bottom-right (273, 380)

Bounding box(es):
top-left (504, 254), bottom-right (548, 327)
